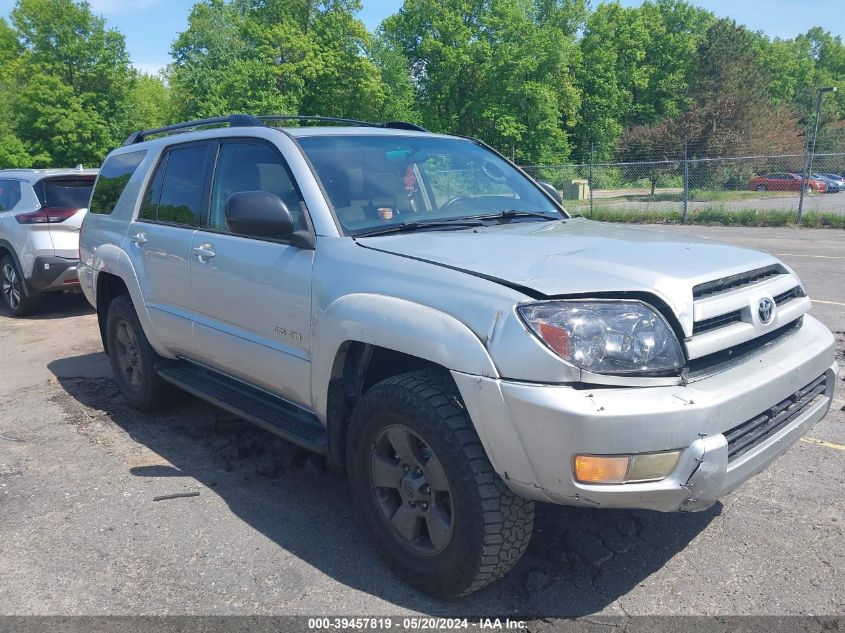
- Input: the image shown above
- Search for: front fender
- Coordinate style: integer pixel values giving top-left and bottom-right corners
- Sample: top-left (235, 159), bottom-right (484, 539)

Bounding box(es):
top-left (310, 293), bottom-right (499, 419)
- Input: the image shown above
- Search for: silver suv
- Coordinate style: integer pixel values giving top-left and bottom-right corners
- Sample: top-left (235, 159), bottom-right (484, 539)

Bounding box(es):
top-left (0, 167), bottom-right (97, 315)
top-left (79, 115), bottom-right (838, 599)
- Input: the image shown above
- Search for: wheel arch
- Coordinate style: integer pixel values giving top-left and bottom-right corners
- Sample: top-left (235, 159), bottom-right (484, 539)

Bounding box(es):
top-left (91, 245), bottom-right (167, 358)
top-left (0, 239), bottom-right (34, 298)
top-left (95, 271), bottom-right (130, 352)
top-left (311, 293), bottom-right (499, 468)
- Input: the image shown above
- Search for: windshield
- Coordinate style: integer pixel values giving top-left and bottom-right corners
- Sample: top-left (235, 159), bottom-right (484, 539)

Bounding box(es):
top-left (297, 135), bottom-right (563, 235)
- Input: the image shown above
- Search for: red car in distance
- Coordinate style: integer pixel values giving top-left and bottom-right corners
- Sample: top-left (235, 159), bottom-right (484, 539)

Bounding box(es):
top-left (748, 172), bottom-right (827, 192)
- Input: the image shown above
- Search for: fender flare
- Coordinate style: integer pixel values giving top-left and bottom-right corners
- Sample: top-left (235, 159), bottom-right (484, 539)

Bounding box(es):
top-left (91, 244), bottom-right (171, 358)
top-left (310, 293), bottom-right (499, 419)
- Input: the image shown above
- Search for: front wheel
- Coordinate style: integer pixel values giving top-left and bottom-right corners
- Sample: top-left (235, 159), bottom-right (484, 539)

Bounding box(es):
top-left (755, 184), bottom-right (767, 192)
top-left (348, 369), bottom-right (534, 599)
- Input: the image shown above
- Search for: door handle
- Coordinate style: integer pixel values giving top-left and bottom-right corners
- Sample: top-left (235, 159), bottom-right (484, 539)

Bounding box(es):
top-left (130, 232), bottom-right (148, 246)
top-left (192, 244), bottom-right (216, 261)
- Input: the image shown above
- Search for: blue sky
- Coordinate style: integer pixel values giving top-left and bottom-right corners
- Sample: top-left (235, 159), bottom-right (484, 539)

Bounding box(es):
top-left (0, 0), bottom-right (842, 76)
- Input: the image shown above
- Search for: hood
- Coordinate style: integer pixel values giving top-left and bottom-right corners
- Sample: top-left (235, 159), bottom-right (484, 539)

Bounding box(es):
top-left (356, 218), bottom-right (781, 336)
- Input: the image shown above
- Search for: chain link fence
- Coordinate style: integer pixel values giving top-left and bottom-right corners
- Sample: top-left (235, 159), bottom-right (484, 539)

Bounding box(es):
top-left (523, 152), bottom-right (845, 222)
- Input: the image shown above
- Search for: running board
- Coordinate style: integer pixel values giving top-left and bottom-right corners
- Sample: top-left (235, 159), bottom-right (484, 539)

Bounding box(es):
top-left (156, 360), bottom-right (327, 454)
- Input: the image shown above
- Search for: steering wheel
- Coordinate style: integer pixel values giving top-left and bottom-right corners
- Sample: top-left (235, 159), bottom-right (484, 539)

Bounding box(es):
top-left (439, 195), bottom-right (473, 212)
top-left (482, 160), bottom-right (508, 183)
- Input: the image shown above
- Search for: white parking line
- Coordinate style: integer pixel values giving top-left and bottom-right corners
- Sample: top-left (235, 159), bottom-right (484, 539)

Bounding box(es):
top-left (812, 299), bottom-right (845, 307)
top-left (777, 253), bottom-right (845, 260)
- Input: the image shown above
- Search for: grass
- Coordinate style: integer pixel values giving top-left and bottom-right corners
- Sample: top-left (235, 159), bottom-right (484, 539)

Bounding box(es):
top-left (577, 207), bottom-right (845, 229)
top-left (597, 189), bottom-right (794, 203)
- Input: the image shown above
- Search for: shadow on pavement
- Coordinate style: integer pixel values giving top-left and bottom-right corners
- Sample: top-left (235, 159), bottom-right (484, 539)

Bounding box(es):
top-left (48, 352), bottom-right (719, 616)
top-left (0, 292), bottom-right (93, 320)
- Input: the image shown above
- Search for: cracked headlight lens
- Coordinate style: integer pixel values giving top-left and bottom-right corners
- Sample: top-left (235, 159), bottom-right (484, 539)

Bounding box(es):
top-left (518, 300), bottom-right (684, 375)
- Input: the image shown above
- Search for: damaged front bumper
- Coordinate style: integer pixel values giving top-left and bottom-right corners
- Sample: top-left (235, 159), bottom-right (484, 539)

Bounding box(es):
top-left (453, 314), bottom-right (838, 512)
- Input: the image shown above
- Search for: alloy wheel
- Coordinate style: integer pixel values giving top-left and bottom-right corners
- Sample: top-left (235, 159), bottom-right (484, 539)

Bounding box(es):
top-left (2, 263), bottom-right (21, 311)
top-left (370, 424), bottom-right (454, 555)
top-left (114, 320), bottom-right (143, 389)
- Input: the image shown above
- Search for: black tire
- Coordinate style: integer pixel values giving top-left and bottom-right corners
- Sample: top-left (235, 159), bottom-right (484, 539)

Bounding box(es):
top-left (1, 255), bottom-right (39, 317)
top-left (755, 184), bottom-right (767, 192)
top-left (106, 294), bottom-right (178, 412)
top-left (347, 369), bottom-right (534, 599)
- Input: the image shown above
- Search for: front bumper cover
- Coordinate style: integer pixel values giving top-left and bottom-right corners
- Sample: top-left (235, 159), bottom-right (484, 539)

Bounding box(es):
top-left (453, 314), bottom-right (838, 512)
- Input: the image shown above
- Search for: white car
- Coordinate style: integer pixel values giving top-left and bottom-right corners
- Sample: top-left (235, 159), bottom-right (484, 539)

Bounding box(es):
top-left (0, 167), bottom-right (97, 316)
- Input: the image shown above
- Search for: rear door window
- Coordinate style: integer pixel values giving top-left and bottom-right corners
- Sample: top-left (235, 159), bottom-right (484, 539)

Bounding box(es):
top-left (140, 143), bottom-right (212, 226)
top-left (90, 150), bottom-right (147, 215)
top-left (37, 177), bottom-right (96, 209)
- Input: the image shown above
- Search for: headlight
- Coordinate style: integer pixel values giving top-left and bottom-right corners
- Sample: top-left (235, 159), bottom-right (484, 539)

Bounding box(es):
top-left (518, 300), bottom-right (684, 375)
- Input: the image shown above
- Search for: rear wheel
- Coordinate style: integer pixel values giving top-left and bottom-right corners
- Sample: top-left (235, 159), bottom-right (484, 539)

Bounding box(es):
top-left (1, 255), bottom-right (38, 317)
top-left (348, 369), bottom-right (534, 599)
top-left (106, 294), bottom-right (178, 412)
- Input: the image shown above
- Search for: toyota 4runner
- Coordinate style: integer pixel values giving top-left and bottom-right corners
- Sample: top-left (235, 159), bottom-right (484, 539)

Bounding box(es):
top-left (79, 115), bottom-right (838, 599)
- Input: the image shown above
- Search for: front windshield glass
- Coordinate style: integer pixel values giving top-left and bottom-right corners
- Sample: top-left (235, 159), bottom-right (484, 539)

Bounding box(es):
top-left (297, 134), bottom-right (562, 235)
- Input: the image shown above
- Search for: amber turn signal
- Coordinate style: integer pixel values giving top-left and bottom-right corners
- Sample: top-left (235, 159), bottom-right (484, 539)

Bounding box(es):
top-left (573, 455), bottom-right (630, 484)
top-left (574, 451), bottom-right (681, 485)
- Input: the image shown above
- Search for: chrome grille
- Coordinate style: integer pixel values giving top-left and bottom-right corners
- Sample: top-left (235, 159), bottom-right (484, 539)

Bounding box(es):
top-left (725, 374), bottom-right (827, 462)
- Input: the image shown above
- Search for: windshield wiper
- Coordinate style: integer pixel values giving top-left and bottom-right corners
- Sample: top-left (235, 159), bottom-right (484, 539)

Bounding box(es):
top-left (459, 210), bottom-right (562, 223)
top-left (352, 218), bottom-right (484, 238)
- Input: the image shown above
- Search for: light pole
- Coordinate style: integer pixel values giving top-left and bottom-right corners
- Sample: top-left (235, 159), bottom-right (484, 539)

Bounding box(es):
top-left (799, 86), bottom-right (838, 221)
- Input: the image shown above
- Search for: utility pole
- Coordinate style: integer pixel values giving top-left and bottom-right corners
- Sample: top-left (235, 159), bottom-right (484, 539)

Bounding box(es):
top-left (799, 86), bottom-right (837, 222)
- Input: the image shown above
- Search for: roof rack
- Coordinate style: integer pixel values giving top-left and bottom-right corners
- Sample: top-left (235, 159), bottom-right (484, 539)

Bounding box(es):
top-left (124, 114), bottom-right (429, 145)
top-left (258, 115), bottom-right (374, 127)
top-left (124, 114), bottom-right (264, 145)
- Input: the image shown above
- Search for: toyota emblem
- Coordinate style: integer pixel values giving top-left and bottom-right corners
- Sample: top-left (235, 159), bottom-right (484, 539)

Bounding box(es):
top-left (758, 298), bottom-right (775, 325)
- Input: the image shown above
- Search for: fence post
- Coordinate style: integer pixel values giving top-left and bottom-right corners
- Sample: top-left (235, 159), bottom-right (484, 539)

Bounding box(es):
top-left (798, 140), bottom-right (808, 223)
top-left (682, 140), bottom-right (689, 223)
top-left (589, 142), bottom-right (594, 216)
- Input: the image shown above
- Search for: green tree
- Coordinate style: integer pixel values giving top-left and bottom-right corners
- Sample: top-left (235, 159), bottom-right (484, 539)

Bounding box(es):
top-left (0, 17), bottom-right (32, 168)
top-left (11, 0), bottom-right (134, 141)
top-left (0, 16), bottom-right (19, 65)
top-left (12, 72), bottom-right (112, 167)
top-left (127, 73), bottom-right (175, 133)
top-left (169, 0), bottom-right (388, 121)
top-left (684, 19), bottom-right (803, 157)
top-left (368, 30), bottom-right (419, 123)
top-left (575, 0), bottom-right (712, 159)
top-left (0, 0), bottom-right (138, 166)
top-left (380, 0), bottom-right (584, 164)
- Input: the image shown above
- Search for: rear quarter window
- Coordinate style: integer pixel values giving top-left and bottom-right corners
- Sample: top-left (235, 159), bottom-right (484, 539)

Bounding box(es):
top-left (90, 150), bottom-right (147, 215)
top-left (0, 179), bottom-right (22, 211)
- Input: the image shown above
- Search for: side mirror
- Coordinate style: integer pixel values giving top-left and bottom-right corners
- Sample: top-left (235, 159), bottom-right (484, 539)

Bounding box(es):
top-left (538, 181), bottom-right (563, 205)
top-left (225, 191), bottom-right (294, 237)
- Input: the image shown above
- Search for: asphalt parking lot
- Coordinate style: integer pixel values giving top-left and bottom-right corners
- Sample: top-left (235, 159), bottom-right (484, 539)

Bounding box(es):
top-left (1, 225), bottom-right (843, 617)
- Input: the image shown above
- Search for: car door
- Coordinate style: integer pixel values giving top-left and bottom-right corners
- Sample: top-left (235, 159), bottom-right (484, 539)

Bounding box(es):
top-left (767, 174), bottom-right (783, 190)
top-left (187, 139), bottom-right (315, 408)
top-left (126, 141), bottom-right (214, 357)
